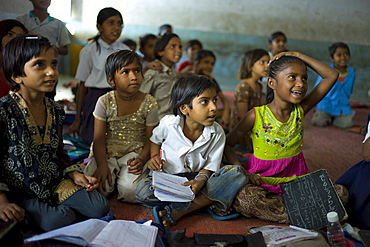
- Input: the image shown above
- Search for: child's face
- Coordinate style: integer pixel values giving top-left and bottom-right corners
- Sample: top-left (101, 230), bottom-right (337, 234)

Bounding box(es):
top-left (269, 61), bottom-right (308, 104)
top-left (269, 35), bottom-right (287, 56)
top-left (98, 15), bottom-right (123, 45)
top-left (109, 62), bottom-right (142, 94)
top-left (181, 88), bottom-right (218, 127)
top-left (140, 38), bottom-right (157, 61)
top-left (186, 44), bottom-right (201, 61)
top-left (331, 47), bottom-right (350, 69)
top-left (2, 26), bottom-right (27, 49)
top-left (13, 48), bottom-right (58, 93)
top-left (30, 0), bottom-right (51, 10)
top-left (158, 37), bottom-right (182, 67)
top-left (195, 56), bottom-right (215, 77)
top-left (251, 55), bottom-right (269, 78)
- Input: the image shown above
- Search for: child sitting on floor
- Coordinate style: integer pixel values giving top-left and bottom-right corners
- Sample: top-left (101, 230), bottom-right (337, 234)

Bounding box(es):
top-left (0, 35), bottom-right (109, 231)
top-left (177, 39), bottom-right (202, 73)
top-left (84, 50), bottom-right (159, 202)
top-left (136, 73), bottom-right (248, 229)
top-left (231, 48), bottom-right (269, 154)
top-left (311, 42), bottom-right (355, 129)
top-left (225, 52), bottom-right (348, 223)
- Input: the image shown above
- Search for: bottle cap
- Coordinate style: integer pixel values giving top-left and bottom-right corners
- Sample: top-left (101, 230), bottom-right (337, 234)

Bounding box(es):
top-left (327, 211), bottom-right (339, 222)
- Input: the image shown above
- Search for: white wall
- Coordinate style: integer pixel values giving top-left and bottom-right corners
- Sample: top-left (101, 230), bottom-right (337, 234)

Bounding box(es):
top-left (1, 0), bottom-right (369, 46)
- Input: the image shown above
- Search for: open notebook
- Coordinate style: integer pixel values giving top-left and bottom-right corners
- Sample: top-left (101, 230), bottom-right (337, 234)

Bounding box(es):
top-left (24, 219), bottom-right (158, 247)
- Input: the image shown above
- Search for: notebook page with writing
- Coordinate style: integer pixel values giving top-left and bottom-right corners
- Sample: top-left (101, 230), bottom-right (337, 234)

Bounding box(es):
top-left (90, 220), bottom-right (158, 247)
top-left (24, 219), bottom-right (107, 245)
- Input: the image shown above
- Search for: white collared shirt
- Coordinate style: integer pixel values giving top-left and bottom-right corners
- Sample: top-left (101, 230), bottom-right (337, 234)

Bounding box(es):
top-left (75, 38), bottom-right (129, 88)
top-left (150, 115), bottom-right (225, 174)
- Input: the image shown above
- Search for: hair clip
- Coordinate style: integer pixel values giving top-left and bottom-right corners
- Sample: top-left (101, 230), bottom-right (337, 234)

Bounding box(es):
top-left (25, 36), bottom-right (41, 39)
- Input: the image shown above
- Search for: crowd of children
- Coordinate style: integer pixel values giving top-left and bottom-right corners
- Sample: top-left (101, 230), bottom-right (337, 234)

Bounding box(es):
top-left (0, 2), bottom-right (365, 239)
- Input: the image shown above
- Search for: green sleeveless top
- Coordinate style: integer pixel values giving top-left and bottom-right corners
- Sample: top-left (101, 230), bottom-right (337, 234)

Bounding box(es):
top-left (251, 104), bottom-right (304, 160)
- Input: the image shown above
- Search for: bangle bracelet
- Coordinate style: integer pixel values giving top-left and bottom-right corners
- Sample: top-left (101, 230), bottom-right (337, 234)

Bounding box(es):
top-left (151, 153), bottom-right (159, 159)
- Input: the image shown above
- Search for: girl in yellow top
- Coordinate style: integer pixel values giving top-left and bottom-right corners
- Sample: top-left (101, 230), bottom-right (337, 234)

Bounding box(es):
top-left (225, 52), bottom-right (341, 223)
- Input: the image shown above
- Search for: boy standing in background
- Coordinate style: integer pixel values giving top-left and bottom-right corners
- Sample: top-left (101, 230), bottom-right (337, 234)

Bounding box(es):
top-left (311, 42), bottom-right (355, 129)
top-left (16, 0), bottom-right (70, 56)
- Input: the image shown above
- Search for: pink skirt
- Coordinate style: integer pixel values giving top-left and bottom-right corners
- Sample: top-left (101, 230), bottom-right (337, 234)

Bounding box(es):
top-left (244, 152), bottom-right (310, 195)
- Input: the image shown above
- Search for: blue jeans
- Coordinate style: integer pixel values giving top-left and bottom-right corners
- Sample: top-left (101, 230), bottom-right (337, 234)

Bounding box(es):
top-left (136, 165), bottom-right (248, 212)
top-left (10, 189), bottom-right (110, 231)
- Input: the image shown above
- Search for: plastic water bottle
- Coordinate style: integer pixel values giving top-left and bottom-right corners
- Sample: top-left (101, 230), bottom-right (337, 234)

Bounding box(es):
top-left (326, 212), bottom-right (346, 247)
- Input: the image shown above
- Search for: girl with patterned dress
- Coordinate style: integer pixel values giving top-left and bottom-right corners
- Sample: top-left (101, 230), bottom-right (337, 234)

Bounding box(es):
top-left (84, 50), bottom-right (158, 203)
top-left (0, 35), bottom-right (109, 231)
top-left (225, 52), bottom-right (347, 223)
top-left (231, 48), bottom-right (269, 153)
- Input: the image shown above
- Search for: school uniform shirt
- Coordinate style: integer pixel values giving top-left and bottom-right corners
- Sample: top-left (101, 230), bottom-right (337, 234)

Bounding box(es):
top-left (75, 38), bottom-right (129, 88)
top-left (150, 115), bottom-right (225, 174)
top-left (16, 11), bottom-right (70, 48)
top-left (315, 64), bottom-right (355, 116)
top-left (140, 60), bottom-right (177, 119)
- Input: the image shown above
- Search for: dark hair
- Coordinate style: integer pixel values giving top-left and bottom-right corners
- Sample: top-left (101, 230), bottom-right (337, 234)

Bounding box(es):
top-left (105, 50), bottom-right (143, 83)
top-left (268, 31), bottom-right (287, 43)
top-left (154, 33), bottom-right (180, 60)
top-left (185, 39), bottom-right (203, 51)
top-left (0, 19), bottom-right (28, 51)
top-left (238, 48), bottom-right (269, 79)
top-left (122, 38), bottom-right (137, 50)
top-left (266, 55), bottom-right (305, 103)
top-left (158, 24), bottom-right (172, 36)
top-left (139, 33), bottom-right (157, 48)
top-left (3, 35), bottom-right (56, 86)
top-left (88, 7), bottom-right (123, 53)
top-left (329, 42), bottom-right (350, 58)
top-left (194, 49), bottom-right (216, 62)
top-left (171, 73), bottom-right (220, 117)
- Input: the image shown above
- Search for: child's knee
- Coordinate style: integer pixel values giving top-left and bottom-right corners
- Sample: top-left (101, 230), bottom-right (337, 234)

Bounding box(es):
top-left (135, 178), bottom-right (154, 204)
top-left (311, 111), bottom-right (331, 127)
top-left (38, 206), bottom-right (76, 231)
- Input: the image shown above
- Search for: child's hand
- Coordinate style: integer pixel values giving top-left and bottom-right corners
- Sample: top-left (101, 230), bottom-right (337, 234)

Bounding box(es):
top-left (143, 61), bottom-right (163, 74)
top-left (69, 171), bottom-right (98, 191)
top-left (0, 202), bottom-right (25, 222)
top-left (148, 156), bottom-right (165, 171)
top-left (93, 165), bottom-right (112, 192)
top-left (182, 179), bottom-right (205, 194)
top-left (127, 158), bottom-right (144, 175)
top-left (247, 173), bottom-right (262, 185)
top-left (268, 52), bottom-right (301, 65)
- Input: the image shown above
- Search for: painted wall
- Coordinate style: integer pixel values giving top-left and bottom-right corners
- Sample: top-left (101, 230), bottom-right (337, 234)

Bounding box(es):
top-left (1, 0), bottom-right (370, 103)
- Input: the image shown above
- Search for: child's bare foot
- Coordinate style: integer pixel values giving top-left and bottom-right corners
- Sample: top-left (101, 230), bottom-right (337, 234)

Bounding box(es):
top-left (153, 205), bottom-right (181, 229)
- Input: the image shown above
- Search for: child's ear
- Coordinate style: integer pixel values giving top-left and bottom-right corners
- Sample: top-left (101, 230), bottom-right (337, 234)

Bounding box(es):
top-left (158, 50), bottom-right (164, 58)
top-left (97, 23), bottom-right (102, 33)
top-left (107, 77), bottom-right (115, 88)
top-left (139, 47), bottom-right (144, 55)
top-left (267, 77), bottom-right (277, 89)
top-left (179, 104), bottom-right (189, 116)
top-left (11, 74), bottom-right (23, 85)
top-left (330, 56), bottom-right (334, 63)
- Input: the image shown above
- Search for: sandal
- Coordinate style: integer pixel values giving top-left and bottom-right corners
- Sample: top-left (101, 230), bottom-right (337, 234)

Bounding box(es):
top-left (196, 204), bottom-right (239, 220)
top-left (153, 205), bottom-right (177, 227)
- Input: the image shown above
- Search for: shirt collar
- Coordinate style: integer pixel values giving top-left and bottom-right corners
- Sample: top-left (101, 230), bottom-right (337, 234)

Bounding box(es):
top-left (169, 115), bottom-right (216, 137)
top-left (156, 60), bottom-right (172, 73)
top-left (97, 37), bottom-right (121, 50)
top-left (29, 11), bottom-right (55, 21)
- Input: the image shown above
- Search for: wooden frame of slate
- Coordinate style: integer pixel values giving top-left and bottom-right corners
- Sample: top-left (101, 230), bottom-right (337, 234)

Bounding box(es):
top-left (281, 169), bottom-right (347, 229)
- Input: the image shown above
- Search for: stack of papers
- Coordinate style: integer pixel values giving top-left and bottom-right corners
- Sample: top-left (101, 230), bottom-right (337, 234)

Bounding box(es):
top-left (152, 171), bottom-right (195, 202)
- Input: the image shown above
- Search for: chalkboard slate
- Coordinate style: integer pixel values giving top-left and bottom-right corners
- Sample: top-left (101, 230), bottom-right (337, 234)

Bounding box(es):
top-left (281, 169), bottom-right (347, 229)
